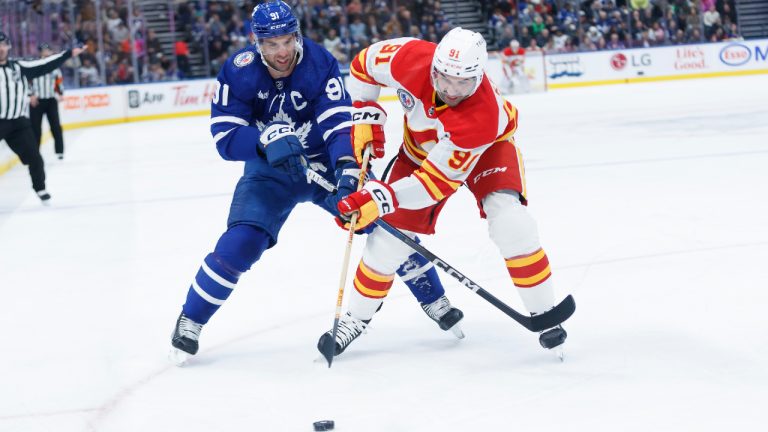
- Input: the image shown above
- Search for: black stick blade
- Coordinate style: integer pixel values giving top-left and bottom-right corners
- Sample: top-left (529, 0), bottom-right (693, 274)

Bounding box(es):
top-left (317, 324), bottom-right (340, 368)
top-left (529, 295), bottom-right (576, 332)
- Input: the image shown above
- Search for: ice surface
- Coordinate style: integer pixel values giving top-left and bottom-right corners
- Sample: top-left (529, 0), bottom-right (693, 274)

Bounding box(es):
top-left (1, 75), bottom-right (767, 431)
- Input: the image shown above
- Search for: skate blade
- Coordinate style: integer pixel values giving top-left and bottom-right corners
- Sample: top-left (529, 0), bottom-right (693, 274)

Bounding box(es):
top-left (169, 347), bottom-right (191, 366)
top-left (449, 324), bottom-right (465, 339)
top-left (552, 347), bottom-right (565, 362)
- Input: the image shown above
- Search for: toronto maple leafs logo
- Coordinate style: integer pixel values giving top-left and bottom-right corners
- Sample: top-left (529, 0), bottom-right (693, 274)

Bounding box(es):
top-left (256, 107), bottom-right (312, 151)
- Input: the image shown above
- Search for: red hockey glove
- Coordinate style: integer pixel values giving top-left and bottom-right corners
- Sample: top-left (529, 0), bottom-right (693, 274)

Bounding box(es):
top-left (336, 181), bottom-right (398, 231)
top-left (351, 100), bottom-right (387, 165)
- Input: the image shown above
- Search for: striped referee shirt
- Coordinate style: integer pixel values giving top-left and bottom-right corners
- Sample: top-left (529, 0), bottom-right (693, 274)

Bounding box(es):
top-left (31, 69), bottom-right (63, 100)
top-left (0, 50), bottom-right (71, 120)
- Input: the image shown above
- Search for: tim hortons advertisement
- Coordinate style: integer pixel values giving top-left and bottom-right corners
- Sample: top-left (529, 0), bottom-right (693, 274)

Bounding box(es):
top-left (124, 79), bottom-right (216, 116)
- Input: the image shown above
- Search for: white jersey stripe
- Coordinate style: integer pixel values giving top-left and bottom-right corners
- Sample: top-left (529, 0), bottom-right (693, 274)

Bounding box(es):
top-left (322, 120), bottom-right (353, 141)
top-left (316, 106), bottom-right (351, 123)
top-left (210, 116), bottom-right (249, 126)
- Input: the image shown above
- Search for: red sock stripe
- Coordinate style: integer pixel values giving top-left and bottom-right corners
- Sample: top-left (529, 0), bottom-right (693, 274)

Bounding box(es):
top-left (506, 249), bottom-right (552, 288)
top-left (353, 262), bottom-right (394, 299)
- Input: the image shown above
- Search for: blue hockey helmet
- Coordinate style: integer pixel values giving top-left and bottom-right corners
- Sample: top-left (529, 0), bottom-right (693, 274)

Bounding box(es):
top-left (251, 0), bottom-right (300, 39)
top-left (251, 1), bottom-right (304, 69)
top-left (0, 32), bottom-right (10, 46)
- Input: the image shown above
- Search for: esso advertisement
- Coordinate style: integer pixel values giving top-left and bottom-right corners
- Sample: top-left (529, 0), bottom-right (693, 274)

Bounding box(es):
top-left (719, 42), bottom-right (768, 67)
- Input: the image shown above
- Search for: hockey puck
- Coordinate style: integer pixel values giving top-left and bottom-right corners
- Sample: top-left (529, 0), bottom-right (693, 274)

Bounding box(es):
top-left (313, 420), bottom-right (334, 431)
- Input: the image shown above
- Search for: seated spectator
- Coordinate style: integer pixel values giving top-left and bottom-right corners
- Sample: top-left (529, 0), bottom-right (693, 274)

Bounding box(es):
top-left (518, 25), bottom-right (533, 48)
top-left (323, 28), bottom-right (347, 63)
top-left (702, 5), bottom-right (721, 39)
top-left (552, 27), bottom-right (569, 52)
top-left (586, 25), bottom-right (602, 45)
top-left (175, 38), bottom-right (190, 77)
top-left (527, 38), bottom-right (543, 53)
top-left (350, 15), bottom-right (368, 46)
top-left (724, 22), bottom-right (742, 40)
top-left (366, 14), bottom-right (381, 44)
top-left (607, 32), bottom-right (625, 50)
top-left (79, 58), bottom-right (100, 86)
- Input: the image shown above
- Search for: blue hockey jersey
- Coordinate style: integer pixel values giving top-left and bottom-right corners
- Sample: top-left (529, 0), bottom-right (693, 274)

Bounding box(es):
top-left (210, 38), bottom-right (353, 173)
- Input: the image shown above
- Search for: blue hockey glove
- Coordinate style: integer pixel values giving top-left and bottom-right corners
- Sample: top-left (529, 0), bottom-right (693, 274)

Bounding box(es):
top-left (324, 158), bottom-right (362, 209)
top-left (325, 157), bottom-right (376, 234)
top-left (259, 121), bottom-right (307, 182)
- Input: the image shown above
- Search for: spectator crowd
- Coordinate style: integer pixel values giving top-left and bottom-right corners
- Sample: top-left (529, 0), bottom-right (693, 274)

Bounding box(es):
top-left (486, 0), bottom-right (741, 52)
top-left (0, 0), bottom-right (743, 88)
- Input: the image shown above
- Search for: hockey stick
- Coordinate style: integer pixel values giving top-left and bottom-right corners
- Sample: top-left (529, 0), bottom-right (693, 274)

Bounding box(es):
top-left (307, 170), bottom-right (576, 332)
top-left (317, 146), bottom-right (373, 367)
top-left (370, 221), bottom-right (575, 332)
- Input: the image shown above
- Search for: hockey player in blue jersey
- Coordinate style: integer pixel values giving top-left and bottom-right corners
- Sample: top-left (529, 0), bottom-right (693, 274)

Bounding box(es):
top-left (170, 0), bottom-right (464, 364)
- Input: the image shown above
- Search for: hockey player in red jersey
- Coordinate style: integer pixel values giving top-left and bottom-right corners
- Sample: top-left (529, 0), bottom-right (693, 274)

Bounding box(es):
top-left (500, 39), bottom-right (528, 94)
top-left (318, 27), bottom-right (568, 357)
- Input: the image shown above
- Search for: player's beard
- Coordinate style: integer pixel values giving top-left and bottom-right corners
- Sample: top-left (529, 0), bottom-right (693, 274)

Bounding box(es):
top-left (264, 51), bottom-right (297, 75)
top-left (435, 89), bottom-right (467, 107)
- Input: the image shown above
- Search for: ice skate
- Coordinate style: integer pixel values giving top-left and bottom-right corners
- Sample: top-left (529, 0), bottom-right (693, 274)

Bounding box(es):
top-left (420, 295), bottom-right (465, 339)
top-left (37, 190), bottom-right (51, 205)
top-left (317, 312), bottom-right (370, 357)
top-left (539, 325), bottom-right (567, 361)
top-left (170, 312), bottom-right (203, 366)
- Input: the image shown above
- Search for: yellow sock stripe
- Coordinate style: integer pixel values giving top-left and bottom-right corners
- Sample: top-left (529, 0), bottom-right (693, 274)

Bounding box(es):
top-left (359, 261), bottom-right (394, 283)
top-left (512, 265), bottom-right (551, 286)
top-left (506, 248), bottom-right (546, 268)
top-left (354, 278), bottom-right (391, 298)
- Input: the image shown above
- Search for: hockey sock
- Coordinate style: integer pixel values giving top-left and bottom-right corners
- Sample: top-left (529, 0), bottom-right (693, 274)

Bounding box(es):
top-left (349, 259), bottom-right (394, 320)
top-left (397, 252), bottom-right (445, 305)
top-left (182, 225), bottom-right (270, 323)
top-left (505, 248), bottom-right (555, 315)
top-left (183, 253), bottom-right (242, 324)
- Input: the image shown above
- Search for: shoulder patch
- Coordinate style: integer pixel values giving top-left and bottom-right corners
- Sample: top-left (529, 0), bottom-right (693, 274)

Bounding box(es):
top-left (234, 51), bottom-right (255, 67)
top-left (397, 89), bottom-right (415, 112)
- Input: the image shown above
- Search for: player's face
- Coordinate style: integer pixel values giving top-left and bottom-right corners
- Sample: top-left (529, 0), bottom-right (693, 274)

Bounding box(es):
top-left (431, 69), bottom-right (477, 107)
top-left (259, 33), bottom-right (298, 73)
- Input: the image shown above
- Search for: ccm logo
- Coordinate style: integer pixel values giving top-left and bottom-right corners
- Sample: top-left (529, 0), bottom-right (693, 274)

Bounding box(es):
top-left (267, 125), bottom-right (293, 140)
top-left (473, 167), bottom-right (507, 184)
top-left (352, 111), bottom-right (382, 122)
top-left (372, 189), bottom-right (391, 213)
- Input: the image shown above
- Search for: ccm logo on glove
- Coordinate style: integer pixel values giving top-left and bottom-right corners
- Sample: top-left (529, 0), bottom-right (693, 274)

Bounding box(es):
top-left (261, 124), bottom-right (295, 145)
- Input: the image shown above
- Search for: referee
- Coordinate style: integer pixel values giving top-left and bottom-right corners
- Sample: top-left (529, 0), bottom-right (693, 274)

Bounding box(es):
top-left (30, 43), bottom-right (65, 160)
top-left (0, 32), bottom-right (82, 203)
